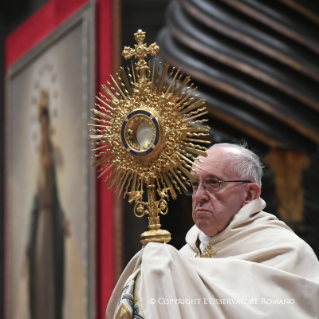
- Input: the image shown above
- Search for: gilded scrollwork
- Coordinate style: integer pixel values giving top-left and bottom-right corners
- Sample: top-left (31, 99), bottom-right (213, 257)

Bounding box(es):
top-left (89, 30), bottom-right (210, 244)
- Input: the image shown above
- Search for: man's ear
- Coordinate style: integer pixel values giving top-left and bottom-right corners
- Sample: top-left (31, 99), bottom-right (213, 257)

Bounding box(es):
top-left (244, 183), bottom-right (261, 204)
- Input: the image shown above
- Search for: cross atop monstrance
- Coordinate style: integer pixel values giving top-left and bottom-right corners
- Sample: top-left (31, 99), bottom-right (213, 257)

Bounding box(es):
top-left (122, 29), bottom-right (159, 77)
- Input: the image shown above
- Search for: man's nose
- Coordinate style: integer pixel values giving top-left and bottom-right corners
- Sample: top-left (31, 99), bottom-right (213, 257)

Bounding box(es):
top-left (193, 182), bottom-right (209, 201)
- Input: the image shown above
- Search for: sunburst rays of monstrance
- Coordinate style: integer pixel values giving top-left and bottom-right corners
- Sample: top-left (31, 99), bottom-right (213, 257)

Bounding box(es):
top-left (89, 29), bottom-right (210, 244)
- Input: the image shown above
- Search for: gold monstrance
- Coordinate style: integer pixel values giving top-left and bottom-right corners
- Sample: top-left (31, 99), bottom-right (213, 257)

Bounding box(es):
top-left (89, 29), bottom-right (210, 244)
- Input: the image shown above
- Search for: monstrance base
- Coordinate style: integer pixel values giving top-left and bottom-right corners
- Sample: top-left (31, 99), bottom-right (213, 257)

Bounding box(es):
top-left (140, 229), bottom-right (171, 245)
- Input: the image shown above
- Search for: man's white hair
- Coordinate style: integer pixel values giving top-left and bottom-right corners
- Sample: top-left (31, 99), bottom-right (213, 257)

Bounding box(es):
top-left (210, 142), bottom-right (264, 186)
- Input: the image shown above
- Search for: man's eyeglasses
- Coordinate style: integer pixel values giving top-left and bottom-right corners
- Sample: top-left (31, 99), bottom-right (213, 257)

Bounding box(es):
top-left (183, 177), bottom-right (251, 196)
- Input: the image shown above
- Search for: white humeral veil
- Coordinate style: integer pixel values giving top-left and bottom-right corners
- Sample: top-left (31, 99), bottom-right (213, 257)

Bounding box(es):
top-left (107, 198), bottom-right (319, 319)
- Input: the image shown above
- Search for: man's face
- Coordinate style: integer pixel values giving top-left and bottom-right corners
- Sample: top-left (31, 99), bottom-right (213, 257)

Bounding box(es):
top-left (192, 147), bottom-right (250, 237)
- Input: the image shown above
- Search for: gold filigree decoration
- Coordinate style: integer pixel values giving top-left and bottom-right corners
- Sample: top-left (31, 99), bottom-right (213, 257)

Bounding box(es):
top-left (89, 29), bottom-right (210, 244)
top-left (200, 244), bottom-right (217, 258)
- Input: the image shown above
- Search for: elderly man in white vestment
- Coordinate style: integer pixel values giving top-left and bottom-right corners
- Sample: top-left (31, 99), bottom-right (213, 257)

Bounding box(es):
top-left (107, 143), bottom-right (319, 319)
